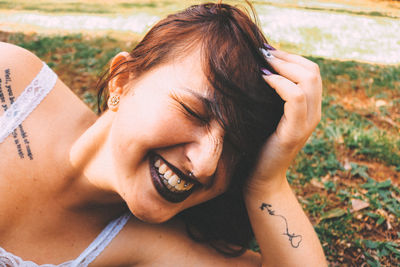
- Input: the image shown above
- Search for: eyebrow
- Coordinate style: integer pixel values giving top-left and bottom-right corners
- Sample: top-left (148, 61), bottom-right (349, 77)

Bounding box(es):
top-left (180, 87), bottom-right (213, 107)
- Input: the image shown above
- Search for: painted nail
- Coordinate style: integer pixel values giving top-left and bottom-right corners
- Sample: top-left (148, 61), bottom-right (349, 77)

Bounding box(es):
top-left (260, 48), bottom-right (274, 60)
top-left (261, 68), bottom-right (272, 76)
top-left (264, 43), bottom-right (276, 51)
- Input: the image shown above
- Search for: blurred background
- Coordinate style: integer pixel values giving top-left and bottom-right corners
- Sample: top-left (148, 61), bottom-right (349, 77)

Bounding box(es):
top-left (0, 0), bottom-right (399, 265)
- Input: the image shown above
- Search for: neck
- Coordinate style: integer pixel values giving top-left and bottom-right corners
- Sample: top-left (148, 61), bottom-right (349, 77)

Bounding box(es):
top-left (67, 110), bottom-right (124, 210)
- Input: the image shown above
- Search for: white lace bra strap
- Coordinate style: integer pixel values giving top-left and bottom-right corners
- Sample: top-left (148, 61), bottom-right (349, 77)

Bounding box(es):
top-left (0, 62), bottom-right (57, 143)
top-left (70, 212), bottom-right (131, 267)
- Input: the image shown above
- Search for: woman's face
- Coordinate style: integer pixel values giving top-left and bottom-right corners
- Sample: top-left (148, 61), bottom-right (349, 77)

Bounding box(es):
top-left (108, 51), bottom-right (234, 223)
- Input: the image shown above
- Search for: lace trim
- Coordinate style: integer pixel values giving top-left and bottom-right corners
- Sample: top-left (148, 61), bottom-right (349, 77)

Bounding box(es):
top-left (0, 62), bottom-right (57, 143)
top-left (0, 247), bottom-right (73, 267)
top-left (70, 212), bottom-right (131, 267)
top-left (0, 213), bottom-right (131, 267)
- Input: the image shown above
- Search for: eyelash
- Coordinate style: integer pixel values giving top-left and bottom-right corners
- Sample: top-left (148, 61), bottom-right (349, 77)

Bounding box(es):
top-left (179, 102), bottom-right (209, 124)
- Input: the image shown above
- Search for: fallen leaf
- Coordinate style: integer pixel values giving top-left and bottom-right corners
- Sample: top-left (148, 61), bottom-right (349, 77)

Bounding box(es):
top-left (321, 174), bottom-right (330, 183)
top-left (351, 199), bottom-right (370, 212)
top-left (391, 192), bottom-right (400, 203)
top-left (320, 208), bottom-right (347, 221)
top-left (344, 160), bottom-right (351, 171)
top-left (376, 209), bottom-right (388, 217)
top-left (387, 219), bottom-right (392, 230)
top-left (310, 179), bottom-right (324, 189)
top-left (375, 99), bottom-right (387, 108)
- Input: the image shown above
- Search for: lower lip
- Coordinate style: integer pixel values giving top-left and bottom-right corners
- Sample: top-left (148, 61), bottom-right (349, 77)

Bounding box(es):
top-left (149, 155), bottom-right (193, 203)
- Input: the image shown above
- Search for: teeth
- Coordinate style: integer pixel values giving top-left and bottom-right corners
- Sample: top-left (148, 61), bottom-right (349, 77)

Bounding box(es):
top-left (158, 164), bottom-right (168, 174)
top-left (185, 183), bottom-right (194, 190)
top-left (164, 170), bottom-right (173, 179)
top-left (175, 181), bottom-right (186, 191)
top-left (168, 175), bottom-right (179, 186)
top-left (154, 157), bottom-right (195, 193)
top-left (154, 159), bottom-right (161, 168)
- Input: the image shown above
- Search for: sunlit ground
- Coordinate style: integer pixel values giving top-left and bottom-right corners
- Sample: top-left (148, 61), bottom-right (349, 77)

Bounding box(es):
top-left (0, 0), bottom-right (399, 64)
top-left (258, 5), bottom-right (400, 64)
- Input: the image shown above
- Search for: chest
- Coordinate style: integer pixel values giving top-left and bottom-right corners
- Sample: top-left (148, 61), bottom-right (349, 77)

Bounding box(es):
top-left (0, 80), bottom-right (96, 240)
top-left (0, 82), bottom-right (80, 196)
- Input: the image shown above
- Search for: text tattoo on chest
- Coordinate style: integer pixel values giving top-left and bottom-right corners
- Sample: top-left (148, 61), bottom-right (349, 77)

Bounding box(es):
top-left (0, 69), bottom-right (34, 160)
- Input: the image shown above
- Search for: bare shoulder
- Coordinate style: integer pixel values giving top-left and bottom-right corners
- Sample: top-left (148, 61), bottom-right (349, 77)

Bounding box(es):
top-left (0, 41), bottom-right (42, 64)
top-left (0, 41), bottom-right (92, 177)
top-left (0, 41), bottom-right (43, 72)
top-left (0, 42), bottom-right (44, 112)
top-left (97, 215), bottom-right (261, 267)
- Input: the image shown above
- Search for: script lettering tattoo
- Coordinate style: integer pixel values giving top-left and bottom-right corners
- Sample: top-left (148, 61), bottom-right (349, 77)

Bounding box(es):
top-left (19, 124), bottom-right (33, 160)
top-left (260, 202), bottom-right (303, 248)
top-left (0, 78), bottom-right (5, 103)
top-left (1, 69), bottom-right (34, 160)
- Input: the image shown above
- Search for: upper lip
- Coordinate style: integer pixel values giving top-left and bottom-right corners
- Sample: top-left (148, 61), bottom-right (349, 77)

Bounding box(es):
top-left (156, 154), bottom-right (202, 187)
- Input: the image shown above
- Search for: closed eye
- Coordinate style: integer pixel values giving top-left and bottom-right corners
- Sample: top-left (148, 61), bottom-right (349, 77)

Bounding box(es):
top-left (178, 101), bottom-right (209, 124)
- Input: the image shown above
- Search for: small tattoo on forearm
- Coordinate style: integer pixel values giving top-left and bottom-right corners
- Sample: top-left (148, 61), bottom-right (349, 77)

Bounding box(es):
top-left (260, 202), bottom-right (303, 248)
top-left (1, 69), bottom-right (34, 160)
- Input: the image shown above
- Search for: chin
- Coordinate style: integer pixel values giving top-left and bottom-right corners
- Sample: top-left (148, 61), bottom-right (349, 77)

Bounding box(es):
top-left (133, 210), bottom-right (171, 224)
top-left (129, 204), bottom-right (177, 224)
top-left (126, 190), bottom-right (180, 224)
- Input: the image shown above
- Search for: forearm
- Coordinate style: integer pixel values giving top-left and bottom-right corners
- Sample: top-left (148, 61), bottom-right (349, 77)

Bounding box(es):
top-left (245, 178), bottom-right (327, 267)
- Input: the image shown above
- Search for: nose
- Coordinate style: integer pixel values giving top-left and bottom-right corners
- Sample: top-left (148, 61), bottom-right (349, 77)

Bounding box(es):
top-left (185, 124), bottom-right (224, 184)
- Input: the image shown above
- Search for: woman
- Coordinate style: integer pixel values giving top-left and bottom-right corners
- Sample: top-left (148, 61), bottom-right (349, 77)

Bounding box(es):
top-left (0, 1), bottom-right (326, 266)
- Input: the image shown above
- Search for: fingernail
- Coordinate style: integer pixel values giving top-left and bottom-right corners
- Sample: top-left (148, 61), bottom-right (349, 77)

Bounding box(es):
top-left (261, 68), bottom-right (272, 76)
top-left (260, 48), bottom-right (274, 60)
top-left (264, 43), bottom-right (276, 51)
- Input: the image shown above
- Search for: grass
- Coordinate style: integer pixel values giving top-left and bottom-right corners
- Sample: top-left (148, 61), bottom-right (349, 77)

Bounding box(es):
top-left (5, 32), bottom-right (131, 110)
top-left (302, 7), bottom-right (398, 19)
top-left (288, 54), bottom-right (400, 264)
top-left (3, 0), bottom-right (400, 65)
top-left (2, 0), bottom-right (398, 19)
top-left (1, 30), bottom-right (399, 266)
top-left (0, 0), bottom-right (216, 15)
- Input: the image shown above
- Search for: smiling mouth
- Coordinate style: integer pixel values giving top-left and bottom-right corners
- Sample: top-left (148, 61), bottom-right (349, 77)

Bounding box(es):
top-left (149, 154), bottom-right (199, 203)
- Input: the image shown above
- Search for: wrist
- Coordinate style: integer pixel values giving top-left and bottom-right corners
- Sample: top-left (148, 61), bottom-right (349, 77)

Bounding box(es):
top-left (244, 175), bottom-right (291, 203)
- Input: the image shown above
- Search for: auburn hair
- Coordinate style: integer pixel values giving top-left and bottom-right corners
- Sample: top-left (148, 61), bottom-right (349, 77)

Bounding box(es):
top-left (97, 1), bottom-right (284, 256)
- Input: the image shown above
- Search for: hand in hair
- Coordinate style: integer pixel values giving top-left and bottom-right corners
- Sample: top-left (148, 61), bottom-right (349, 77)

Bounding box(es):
top-left (243, 48), bottom-right (327, 266)
top-left (245, 48), bottom-right (322, 195)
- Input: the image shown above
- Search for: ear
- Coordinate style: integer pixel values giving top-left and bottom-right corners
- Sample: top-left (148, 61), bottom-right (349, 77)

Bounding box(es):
top-left (108, 51), bottom-right (131, 95)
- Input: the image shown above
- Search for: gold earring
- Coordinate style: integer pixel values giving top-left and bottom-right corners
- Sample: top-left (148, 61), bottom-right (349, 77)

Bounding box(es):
top-left (108, 94), bottom-right (120, 110)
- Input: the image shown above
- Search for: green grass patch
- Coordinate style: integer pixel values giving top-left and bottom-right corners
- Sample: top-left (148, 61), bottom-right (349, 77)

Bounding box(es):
top-left (303, 6), bottom-right (397, 19)
top-left (295, 137), bottom-right (343, 183)
top-left (345, 128), bottom-right (400, 166)
top-left (310, 57), bottom-right (400, 95)
top-left (9, 32), bottom-right (126, 75)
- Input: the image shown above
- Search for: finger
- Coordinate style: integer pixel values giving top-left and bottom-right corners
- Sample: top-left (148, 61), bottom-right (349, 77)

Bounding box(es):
top-left (265, 55), bottom-right (310, 84)
top-left (269, 50), bottom-right (322, 105)
top-left (262, 48), bottom-right (322, 100)
top-left (262, 74), bottom-right (308, 127)
top-left (269, 49), bottom-right (320, 73)
top-left (261, 48), bottom-right (322, 126)
top-left (266, 56), bottom-right (321, 116)
top-left (263, 54), bottom-right (322, 124)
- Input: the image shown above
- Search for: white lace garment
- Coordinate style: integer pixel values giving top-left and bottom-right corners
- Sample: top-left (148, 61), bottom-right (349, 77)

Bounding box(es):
top-left (0, 62), bottom-right (57, 143)
top-left (0, 212), bottom-right (131, 267)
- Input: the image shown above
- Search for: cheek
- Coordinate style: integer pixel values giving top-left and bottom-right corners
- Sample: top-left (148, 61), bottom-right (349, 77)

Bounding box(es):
top-left (196, 160), bottom-right (232, 203)
top-left (114, 94), bottom-right (192, 150)
top-left (210, 151), bottom-right (235, 195)
top-left (214, 169), bottom-right (231, 195)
